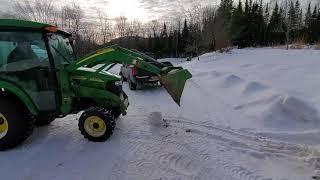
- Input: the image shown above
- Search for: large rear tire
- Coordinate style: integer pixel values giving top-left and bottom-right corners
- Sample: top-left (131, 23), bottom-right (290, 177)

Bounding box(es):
top-left (78, 107), bottom-right (115, 142)
top-left (0, 99), bottom-right (34, 150)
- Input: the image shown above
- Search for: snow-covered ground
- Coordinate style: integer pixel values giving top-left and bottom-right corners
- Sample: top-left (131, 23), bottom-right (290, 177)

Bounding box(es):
top-left (2, 48), bottom-right (320, 180)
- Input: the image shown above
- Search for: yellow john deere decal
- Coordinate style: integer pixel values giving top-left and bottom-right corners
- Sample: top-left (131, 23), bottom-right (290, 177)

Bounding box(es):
top-left (77, 48), bottom-right (115, 65)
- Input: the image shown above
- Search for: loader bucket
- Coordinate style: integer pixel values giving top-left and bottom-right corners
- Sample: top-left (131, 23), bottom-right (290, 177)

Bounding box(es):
top-left (160, 68), bottom-right (192, 106)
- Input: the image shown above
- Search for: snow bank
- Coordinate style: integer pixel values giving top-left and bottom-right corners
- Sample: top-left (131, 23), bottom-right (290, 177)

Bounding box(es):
top-left (242, 81), bottom-right (268, 95)
top-left (261, 95), bottom-right (320, 129)
top-left (176, 48), bottom-right (320, 136)
top-left (219, 74), bottom-right (244, 88)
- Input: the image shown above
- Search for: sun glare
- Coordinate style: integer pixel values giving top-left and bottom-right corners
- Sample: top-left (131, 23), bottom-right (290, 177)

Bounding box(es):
top-left (107, 0), bottom-right (150, 21)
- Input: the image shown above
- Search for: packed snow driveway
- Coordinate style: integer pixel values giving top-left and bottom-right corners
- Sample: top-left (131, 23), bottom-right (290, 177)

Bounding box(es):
top-left (1, 48), bottom-right (320, 180)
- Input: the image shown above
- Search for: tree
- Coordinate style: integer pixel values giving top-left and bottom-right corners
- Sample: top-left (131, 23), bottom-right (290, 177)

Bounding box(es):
top-left (160, 23), bottom-right (168, 55)
top-left (14, 0), bottom-right (59, 24)
top-left (267, 2), bottom-right (285, 45)
top-left (115, 16), bottom-right (127, 38)
top-left (230, 0), bottom-right (244, 47)
top-left (214, 0), bottom-right (233, 49)
top-left (305, 3), bottom-right (312, 28)
top-left (201, 7), bottom-right (216, 50)
top-left (309, 5), bottom-right (319, 43)
top-left (61, 4), bottom-right (84, 38)
top-left (295, 0), bottom-right (303, 30)
top-left (181, 19), bottom-right (189, 48)
top-left (98, 10), bottom-right (113, 44)
top-left (287, 1), bottom-right (296, 32)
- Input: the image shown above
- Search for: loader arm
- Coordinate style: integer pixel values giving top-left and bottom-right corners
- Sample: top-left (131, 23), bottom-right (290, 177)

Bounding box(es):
top-left (66, 45), bottom-right (192, 105)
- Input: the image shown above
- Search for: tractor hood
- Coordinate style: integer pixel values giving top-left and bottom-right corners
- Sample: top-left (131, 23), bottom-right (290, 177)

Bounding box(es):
top-left (69, 67), bottom-right (120, 87)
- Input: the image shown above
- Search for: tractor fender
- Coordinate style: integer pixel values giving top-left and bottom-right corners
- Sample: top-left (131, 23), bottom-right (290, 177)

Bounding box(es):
top-left (0, 81), bottom-right (38, 115)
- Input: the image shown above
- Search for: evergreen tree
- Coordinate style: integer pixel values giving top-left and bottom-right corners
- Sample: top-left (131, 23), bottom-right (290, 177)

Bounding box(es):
top-left (287, 1), bottom-right (296, 32)
top-left (317, 8), bottom-right (320, 42)
top-left (244, 0), bottom-right (249, 15)
top-left (258, 0), bottom-right (266, 45)
top-left (267, 2), bottom-right (285, 45)
top-left (230, 0), bottom-right (245, 47)
top-left (309, 6), bottom-right (319, 43)
top-left (305, 3), bottom-right (312, 28)
top-left (264, 3), bottom-right (270, 24)
top-left (160, 22), bottom-right (168, 56)
top-left (295, 0), bottom-right (303, 30)
top-left (214, 0), bottom-right (233, 49)
top-left (161, 23), bottom-right (168, 38)
top-left (181, 19), bottom-right (189, 54)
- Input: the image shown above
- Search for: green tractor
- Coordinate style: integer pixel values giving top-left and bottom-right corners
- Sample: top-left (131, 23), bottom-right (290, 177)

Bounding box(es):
top-left (0, 19), bottom-right (192, 150)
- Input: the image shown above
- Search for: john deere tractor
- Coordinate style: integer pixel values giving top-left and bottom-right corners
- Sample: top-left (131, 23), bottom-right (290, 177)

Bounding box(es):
top-left (0, 19), bottom-right (192, 150)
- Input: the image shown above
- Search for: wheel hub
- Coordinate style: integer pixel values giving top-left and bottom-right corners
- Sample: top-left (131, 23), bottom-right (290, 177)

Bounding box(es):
top-left (0, 113), bottom-right (8, 139)
top-left (93, 123), bottom-right (100, 129)
top-left (84, 116), bottom-right (106, 138)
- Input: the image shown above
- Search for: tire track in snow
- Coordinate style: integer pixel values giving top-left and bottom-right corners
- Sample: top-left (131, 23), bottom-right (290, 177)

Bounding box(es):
top-left (126, 137), bottom-right (203, 178)
top-left (165, 116), bottom-right (316, 179)
top-left (166, 116), bottom-right (312, 159)
top-left (118, 115), bottom-right (273, 180)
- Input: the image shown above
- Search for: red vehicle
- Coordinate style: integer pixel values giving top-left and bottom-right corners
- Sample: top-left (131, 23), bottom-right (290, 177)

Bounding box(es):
top-left (120, 50), bottom-right (172, 90)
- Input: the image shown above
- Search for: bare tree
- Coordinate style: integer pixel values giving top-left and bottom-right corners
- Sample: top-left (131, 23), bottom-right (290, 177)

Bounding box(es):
top-left (150, 20), bottom-right (160, 37)
top-left (129, 19), bottom-right (143, 37)
top-left (201, 6), bottom-right (216, 50)
top-left (185, 5), bottom-right (204, 57)
top-left (81, 22), bottom-right (97, 43)
top-left (14, 0), bottom-right (59, 24)
top-left (98, 10), bottom-right (113, 44)
top-left (115, 16), bottom-right (127, 38)
top-left (61, 4), bottom-right (84, 38)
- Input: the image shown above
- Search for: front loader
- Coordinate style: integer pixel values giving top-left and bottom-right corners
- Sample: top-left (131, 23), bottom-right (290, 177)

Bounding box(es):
top-left (0, 19), bottom-right (192, 150)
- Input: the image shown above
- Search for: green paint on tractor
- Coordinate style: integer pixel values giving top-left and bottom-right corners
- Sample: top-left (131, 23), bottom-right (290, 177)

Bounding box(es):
top-left (0, 19), bottom-right (192, 150)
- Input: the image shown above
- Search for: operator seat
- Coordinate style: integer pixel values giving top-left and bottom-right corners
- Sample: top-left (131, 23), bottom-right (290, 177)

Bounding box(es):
top-left (7, 42), bottom-right (38, 63)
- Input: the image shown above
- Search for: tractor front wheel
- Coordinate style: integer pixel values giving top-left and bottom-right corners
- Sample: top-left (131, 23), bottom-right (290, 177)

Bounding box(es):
top-left (0, 99), bottom-right (34, 150)
top-left (78, 107), bottom-right (115, 142)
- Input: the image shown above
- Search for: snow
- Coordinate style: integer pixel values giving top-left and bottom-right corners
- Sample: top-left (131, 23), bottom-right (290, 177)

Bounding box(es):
top-left (2, 48), bottom-right (320, 179)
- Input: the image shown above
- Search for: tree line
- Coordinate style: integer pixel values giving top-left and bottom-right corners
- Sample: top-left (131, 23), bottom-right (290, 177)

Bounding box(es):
top-left (138, 0), bottom-right (320, 58)
top-left (3, 0), bottom-right (320, 58)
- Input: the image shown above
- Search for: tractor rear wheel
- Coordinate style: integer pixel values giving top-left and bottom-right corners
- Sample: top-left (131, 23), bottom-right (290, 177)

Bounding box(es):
top-left (0, 99), bottom-right (34, 150)
top-left (78, 107), bottom-right (115, 142)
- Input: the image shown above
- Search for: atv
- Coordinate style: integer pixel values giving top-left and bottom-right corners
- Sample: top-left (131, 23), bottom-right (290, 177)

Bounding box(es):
top-left (0, 19), bottom-right (192, 150)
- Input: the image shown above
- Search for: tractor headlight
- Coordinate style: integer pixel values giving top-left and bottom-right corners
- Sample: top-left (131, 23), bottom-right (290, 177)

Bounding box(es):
top-left (114, 80), bottom-right (122, 86)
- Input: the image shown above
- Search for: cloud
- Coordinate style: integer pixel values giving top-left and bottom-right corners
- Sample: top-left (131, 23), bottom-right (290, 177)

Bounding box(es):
top-left (138, 0), bottom-right (218, 21)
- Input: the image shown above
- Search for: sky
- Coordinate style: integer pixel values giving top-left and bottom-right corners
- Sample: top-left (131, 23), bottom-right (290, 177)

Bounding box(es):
top-left (0, 0), bottom-right (217, 22)
top-left (0, 0), bottom-right (319, 22)
top-left (60, 0), bottom-right (217, 22)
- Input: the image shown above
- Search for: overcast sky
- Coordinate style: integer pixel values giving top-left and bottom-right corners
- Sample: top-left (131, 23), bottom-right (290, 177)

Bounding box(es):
top-left (0, 0), bottom-right (218, 22)
top-left (0, 0), bottom-right (319, 22)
